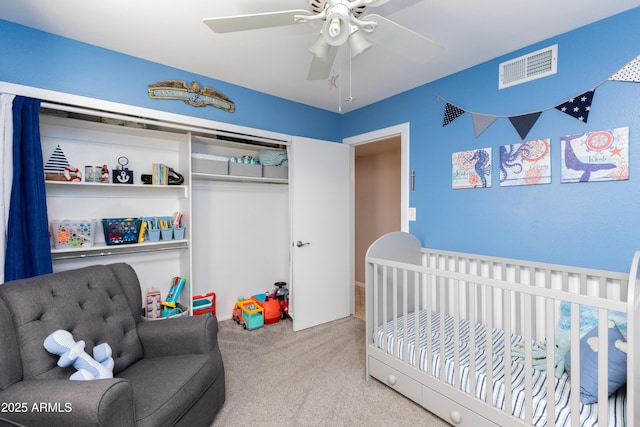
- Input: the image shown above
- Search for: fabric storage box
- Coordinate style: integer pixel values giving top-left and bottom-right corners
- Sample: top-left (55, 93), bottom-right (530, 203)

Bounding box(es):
top-left (192, 153), bottom-right (229, 175)
top-left (51, 219), bottom-right (98, 249)
top-left (262, 165), bottom-right (288, 179)
top-left (229, 162), bottom-right (262, 177)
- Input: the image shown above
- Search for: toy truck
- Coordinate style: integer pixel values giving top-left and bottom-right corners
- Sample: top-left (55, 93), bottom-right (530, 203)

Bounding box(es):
top-left (232, 298), bottom-right (264, 330)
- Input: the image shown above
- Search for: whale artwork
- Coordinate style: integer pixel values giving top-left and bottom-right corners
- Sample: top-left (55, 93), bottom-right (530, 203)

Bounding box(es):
top-left (561, 127), bottom-right (628, 183)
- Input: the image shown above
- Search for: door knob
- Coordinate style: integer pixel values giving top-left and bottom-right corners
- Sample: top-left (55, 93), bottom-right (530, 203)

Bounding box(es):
top-left (296, 241), bottom-right (310, 247)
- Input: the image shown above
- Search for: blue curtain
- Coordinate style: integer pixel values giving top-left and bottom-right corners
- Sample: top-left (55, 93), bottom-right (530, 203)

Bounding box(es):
top-left (4, 96), bottom-right (52, 281)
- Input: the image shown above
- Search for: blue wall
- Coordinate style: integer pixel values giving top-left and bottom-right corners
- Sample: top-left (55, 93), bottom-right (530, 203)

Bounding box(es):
top-left (0, 19), bottom-right (341, 142)
top-left (2, 10), bottom-right (640, 272)
top-left (344, 8), bottom-right (640, 272)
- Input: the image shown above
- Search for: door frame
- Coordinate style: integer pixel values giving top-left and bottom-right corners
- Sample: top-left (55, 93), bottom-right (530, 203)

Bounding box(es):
top-left (343, 123), bottom-right (410, 314)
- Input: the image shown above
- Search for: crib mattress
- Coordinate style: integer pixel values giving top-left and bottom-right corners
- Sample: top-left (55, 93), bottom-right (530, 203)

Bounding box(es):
top-left (375, 311), bottom-right (626, 427)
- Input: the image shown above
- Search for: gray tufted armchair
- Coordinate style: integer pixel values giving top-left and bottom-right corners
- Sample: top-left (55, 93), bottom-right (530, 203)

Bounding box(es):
top-left (0, 263), bottom-right (225, 426)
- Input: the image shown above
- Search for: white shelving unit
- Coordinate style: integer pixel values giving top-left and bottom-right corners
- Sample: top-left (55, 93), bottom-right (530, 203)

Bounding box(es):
top-left (40, 113), bottom-right (193, 311)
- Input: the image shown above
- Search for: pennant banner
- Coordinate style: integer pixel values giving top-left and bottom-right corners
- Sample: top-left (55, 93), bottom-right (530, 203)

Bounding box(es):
top-left (443, 103), bottom-right (465, 126)
top-left (471, 113), bottom-right (498, 138)
top-left (438, 52), bottom-right (638, 139)
top-left (554, 89), bottom-right (595, 123)
top-left (609, 54), bottom-right (640, 83)
top-left (509, 112), bottom-right (542, 140)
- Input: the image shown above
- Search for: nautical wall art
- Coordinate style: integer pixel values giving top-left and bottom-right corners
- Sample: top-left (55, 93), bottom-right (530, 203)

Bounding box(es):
top-left (452, 148), bottom-right (492, 189)
top-left (560, 127), bottom-right (629, 183)
top-left (148, 80), bottom-right (235, 113)
top-left (499, 139), bottom-right (551, 187)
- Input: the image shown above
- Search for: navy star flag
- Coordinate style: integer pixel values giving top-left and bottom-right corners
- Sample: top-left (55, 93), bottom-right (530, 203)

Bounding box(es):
top-left (554, 89), bottom-right (595, 122)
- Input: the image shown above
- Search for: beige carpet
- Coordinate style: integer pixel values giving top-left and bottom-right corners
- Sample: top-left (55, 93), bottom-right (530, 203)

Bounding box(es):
top-left (212, 315), bottom-right (448, 427)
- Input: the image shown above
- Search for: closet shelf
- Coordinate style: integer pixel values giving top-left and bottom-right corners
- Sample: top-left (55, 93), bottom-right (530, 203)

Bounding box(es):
top-left (45, 181), bottom-right (189, 198)
top-left (192, 172), bottom-right (287, 184)
top-left (50, 240), bottom-right (188, 260)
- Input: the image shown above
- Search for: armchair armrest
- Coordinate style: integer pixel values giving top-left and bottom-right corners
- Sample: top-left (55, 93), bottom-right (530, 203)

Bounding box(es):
top-left (0, 378), bottom-right (135, 427)
top-left (136, 315), bottom-right (219, 358)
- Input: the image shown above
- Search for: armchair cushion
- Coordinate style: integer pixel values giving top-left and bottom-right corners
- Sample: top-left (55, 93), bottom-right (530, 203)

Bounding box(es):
top-left (137, 314), bottom-right (220, 358)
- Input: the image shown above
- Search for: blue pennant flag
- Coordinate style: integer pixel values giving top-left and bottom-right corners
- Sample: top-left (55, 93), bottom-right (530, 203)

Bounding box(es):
top-left (554, 89), bottom-right (595, 123)
top-left (509, 112), bottom-right (542, 140)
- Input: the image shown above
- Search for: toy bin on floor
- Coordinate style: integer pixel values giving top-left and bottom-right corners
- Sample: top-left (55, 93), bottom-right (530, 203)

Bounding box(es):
top-left (193, 292), bottom-right (216, 316)
top-left (251, 293), bottom-right (281, 325)
top-left (232, 298), bottom-right (264, 330)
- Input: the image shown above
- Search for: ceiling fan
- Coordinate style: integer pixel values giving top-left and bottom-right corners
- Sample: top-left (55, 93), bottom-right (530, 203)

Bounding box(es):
top-left (203, 0), bottom-right (442, 80)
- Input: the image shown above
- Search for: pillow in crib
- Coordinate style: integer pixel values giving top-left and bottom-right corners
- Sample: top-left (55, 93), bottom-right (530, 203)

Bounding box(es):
top-left (564, 320), bottom-right (627, 404)
top-left (558, 302), bottom-right (627, 339)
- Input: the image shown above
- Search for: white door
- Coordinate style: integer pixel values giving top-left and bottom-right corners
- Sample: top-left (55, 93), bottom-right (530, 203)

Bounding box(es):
top-left (289, 136), bottom-right (352, 331)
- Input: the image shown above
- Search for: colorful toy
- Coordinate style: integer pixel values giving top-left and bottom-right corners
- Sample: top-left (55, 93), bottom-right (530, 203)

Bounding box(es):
top-left (232, 298), bottom-right (264, 330)
top-left (162, 276), bottom-right (186, 317)
top-left (193, 292), bottom-right (216, 316)
top-left (512, 328), bottom-right (571, 377)
top-left (274, 281), bottom-right (290, 320)
top-left (43, 330), bottom-right (114, 380)
top-left (251, 293), bottom-right (281, 325)
top-left (145, 287), bottom-right (162, 319)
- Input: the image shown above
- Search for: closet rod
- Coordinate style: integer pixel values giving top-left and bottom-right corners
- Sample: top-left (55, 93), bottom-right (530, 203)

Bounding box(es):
top-left (39, 101), bottom-right (288, 147)
top-left (51, 243), bottom-right (188, 261)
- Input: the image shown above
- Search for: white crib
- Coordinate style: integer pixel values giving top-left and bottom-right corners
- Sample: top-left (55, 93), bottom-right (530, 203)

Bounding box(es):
top-left (365, 232), bottom-right (640, 427)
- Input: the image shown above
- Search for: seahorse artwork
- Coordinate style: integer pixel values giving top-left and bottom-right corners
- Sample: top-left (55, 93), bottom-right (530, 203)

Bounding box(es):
top-left (470, 149), bottom-right (491, 188)
top-left (452, 147), bottom-right (492, 189)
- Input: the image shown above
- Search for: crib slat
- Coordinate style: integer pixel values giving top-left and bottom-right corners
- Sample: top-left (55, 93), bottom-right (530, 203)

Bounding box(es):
top-left (569, 303), bottom-right (580, 427)
top-left (597, 308), bottom-right (609, 424)
top-left (414, 271), bottom-right (420, 368)
top-left (523, 293), bottom-right (533, 425)
top-left (545, 298), bottom-right (556, 427)
top-left (485, 282), bottom-right (494, 406)
top-left (453, 275), bottom-right (460, 389)
top-left (503, 288), bottom-right (513, 417)
top-left (468, 280), bottom-right (477, 397)
top-left (438, 273), bottom-right (446, 380)
top-left (425, 271), bottom-right (433, 375)
top-left (402, 268), bottom-right (408, 366)
top-left (392, 267), bottom-right (398, 357)
top-left (382, 265), bottom-right (388, 354)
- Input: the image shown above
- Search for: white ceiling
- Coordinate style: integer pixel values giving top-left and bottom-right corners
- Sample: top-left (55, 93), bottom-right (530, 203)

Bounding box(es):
top-left (1, 1), bottom-right (638, 113)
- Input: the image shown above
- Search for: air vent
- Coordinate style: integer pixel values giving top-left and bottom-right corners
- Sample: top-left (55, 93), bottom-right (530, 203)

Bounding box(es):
top-left (499, 45), bottom-right (557, 89)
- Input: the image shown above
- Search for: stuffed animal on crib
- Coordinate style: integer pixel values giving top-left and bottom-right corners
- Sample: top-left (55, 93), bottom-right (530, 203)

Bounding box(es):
top-left (44, 329), bottom-right (114, 380)
top-left (512, 328), bottom-right (571, 377)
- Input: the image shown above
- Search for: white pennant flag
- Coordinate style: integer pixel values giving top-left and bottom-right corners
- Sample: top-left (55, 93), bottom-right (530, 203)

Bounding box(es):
top-left (609, 54), bottom-right (640, 83)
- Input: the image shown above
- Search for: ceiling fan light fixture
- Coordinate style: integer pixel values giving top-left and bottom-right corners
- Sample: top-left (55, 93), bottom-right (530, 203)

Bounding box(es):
top-left (308, 34), bottom-right (334, 62)
top-left (322, 6), bottom-right (351, 46)
top-left (348, 29), bottom-right (372, 58)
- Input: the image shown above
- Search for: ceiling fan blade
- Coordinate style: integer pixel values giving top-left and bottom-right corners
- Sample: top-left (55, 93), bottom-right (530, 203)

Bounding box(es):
top-left (307, 46), bottom-right (339, 80)
top-left (364, 0), bottom-right (391, 7)
top-left (204, 9), bottom-right (312, 33)
top-left (364, 14), bottom-right (442, 63)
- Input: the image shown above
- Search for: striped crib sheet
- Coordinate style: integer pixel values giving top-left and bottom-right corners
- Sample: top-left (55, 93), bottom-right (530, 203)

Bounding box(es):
top-left (375, 311), bottom-right (626, 427)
